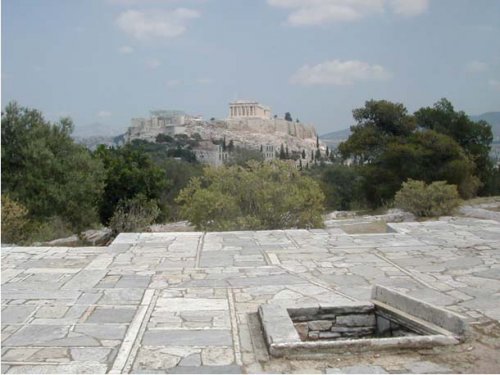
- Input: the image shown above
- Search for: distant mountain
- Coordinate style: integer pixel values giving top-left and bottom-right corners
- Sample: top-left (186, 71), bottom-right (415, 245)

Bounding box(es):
top-left (470, 112), bottom-right (500, 140)
top-left (73, 133), bottom-right (125, 151)
top-left (319, 112), bottom-right (500, 149)
top-left (319, 128), bottom-right (351, 148)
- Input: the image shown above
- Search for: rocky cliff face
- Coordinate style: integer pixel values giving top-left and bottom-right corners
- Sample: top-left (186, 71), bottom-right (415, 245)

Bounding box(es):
top-left (125, 117), bottom-right (322, 153)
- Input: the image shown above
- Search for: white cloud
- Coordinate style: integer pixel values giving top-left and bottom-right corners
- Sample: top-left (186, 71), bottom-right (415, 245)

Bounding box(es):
top-left (145, 58), bottom-right (162, 69)
top-left (116, 8), bottom-right (199, 40)
top-left (389, 0), bottom-right (428, 16)
top-left (291, 59), bottom-right (391, 85)
top-left (118, 45), bottom-right (134, 54)
top-left (268, 0), bottom-right (428, 26)
top-left (465, 60), bottom-right (489, 73)
top-left (196, 78), bottom-right (213, 84)
top-left (166, 79), bottom-right (183, 87)
top-left (489, 79), bottom-right (500, 90)
top-left (97, 110), bottom-right (112, 118)
top-left (108, 0), bottom-right (205, 5)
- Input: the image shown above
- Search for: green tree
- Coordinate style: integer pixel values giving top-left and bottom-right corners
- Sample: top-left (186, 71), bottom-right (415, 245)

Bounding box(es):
top-left (320, 165), bottom-right (366, 210)
top-left (1, 194), bottom-right (29, 244)
top-left (226, 147), bottom-right (265, 166)
top-left (415, 98), bottom-right (494, 194)
top-left (285, 112), bottom-right (293, 122)
top-left (176, 161), bottom-right (325, 231)
top-left (1, 102), bottom-right (105, 233)
top-left (109, 194), bottom-right (161, 234)
top-left (315, 149), bottom-right (321, 161)
top-left (279, 144), bottom-right (286, 159)
top-left (94, 143), bottom-right (168, 224)
top-left (302, 149), bottom-right (306, 159)
top-left (339, 100), bottom-right (416, 164)
top-left (337, 99), bottom-right (482, 207)
top-left (394, 180), bottom-right (460, 217)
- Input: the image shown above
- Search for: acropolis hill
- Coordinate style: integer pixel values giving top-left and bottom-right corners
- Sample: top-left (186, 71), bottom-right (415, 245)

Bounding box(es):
top-left (124, 100), bottom-right (321, 153)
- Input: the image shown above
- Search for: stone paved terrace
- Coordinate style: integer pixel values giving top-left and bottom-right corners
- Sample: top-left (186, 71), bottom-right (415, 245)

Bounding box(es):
top-left (1, 217), bottom-right (500, 373)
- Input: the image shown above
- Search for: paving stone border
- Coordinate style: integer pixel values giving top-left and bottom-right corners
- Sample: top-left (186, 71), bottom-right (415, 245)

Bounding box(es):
top-left (259, 285), bottom-right (469, 358)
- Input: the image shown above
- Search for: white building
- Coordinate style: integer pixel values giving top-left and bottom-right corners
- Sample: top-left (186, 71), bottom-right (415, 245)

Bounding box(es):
top-left (193, 141), bottom-right (228, 166)
top-left (229, 100), bottom-right (271, 120)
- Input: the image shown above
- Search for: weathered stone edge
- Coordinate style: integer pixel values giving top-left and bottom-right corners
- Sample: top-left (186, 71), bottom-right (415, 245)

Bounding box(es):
top-left (371, 285), bottom-right (470, 338)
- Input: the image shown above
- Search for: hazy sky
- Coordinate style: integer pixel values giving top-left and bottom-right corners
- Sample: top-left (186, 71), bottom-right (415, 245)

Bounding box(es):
top-left (2, 0), bottom-right (500, 136)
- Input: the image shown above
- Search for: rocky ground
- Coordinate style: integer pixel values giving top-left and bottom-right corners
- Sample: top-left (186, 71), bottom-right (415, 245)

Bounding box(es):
top-left (1, 210), bottom-right (499, 373)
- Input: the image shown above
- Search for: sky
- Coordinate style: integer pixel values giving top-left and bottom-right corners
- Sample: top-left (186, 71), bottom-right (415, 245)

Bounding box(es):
top-left (2, 0), bottom-right (500, 137)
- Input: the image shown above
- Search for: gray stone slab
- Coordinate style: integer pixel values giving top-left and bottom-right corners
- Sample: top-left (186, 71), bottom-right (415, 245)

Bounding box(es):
top-left (70, 347), bottom-right (113, 362)
top-left (61, 270), bottom-right (107, 290)
top-left (6, 363), bottom-right (108, 374)
top-left (115, 275), bottom-right (151, 288)
top-left (98, 288), bottom-right (144, 305)
top-left (142, 330), bottom-right (232, 346)
top-left (74, 324), bottom-right (127, 340)
top-left (404, 361), bottom-right (453, 373)
top-left (326, 365), bottom-right (388, 374)
top-left (473, 268), bottom-right (500, 280)
top-left (3, 325), bottom-right (69, 346)
top-left (178, 353), bottom-right (201, 367)
top-left (166, 365), bottom-right (242, 374)
top-left (227, 274), bottom-right (304, 287)
top-left (1, 305), bottom-right (36, 323)
top-left (0, 290), bottom-right (81, 301)
top-left (86, 307), bottom-right (136, 323)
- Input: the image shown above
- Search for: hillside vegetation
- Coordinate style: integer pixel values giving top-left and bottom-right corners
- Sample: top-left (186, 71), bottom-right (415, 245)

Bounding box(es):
top-left (2, 99), bottom-right (499, 244)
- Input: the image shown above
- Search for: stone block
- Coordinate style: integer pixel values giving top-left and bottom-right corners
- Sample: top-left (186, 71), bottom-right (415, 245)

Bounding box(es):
top-left (1, 305), bottom-right (36, 323)
top-left (371, 285), bottom-right (469, 337)
top-left (294, 323), bottom-right (309, 340)
top-left (142, 330), bottom-right (232, 346)
top-left (376, 315), bottom-right (391, 335)
top-left (155, 298), bottom-right (228, 311)
top-left (307, 320), bottom-right (333, 331)
top-left (258, 304), bottom-right (300, 345)
top-left (86, 307), bottom-right (136, 324)
top-left (318, 331), bottom-right (341, 339)
top-left (336, 314), bottom-right (376, 327)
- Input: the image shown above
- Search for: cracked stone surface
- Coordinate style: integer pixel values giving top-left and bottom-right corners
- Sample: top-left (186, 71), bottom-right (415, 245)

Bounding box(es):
top-left (1, 217), bottom-right (500, 373)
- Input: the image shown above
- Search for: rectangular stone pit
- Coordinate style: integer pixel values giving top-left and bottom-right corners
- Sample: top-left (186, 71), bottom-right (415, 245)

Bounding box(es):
top-left (259, 285), bottom-right (469, 358)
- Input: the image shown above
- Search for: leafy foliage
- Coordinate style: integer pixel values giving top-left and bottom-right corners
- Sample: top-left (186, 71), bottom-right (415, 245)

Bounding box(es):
top-left (176, 161), bottom-right (325, 231)
top-left (1, 195), bottom-right (29, 244)
top-left (319, 165), bottom-right (366, 210)
top-left (394, 180), bottom-right (460, 217)
top-left (226, 146), bottom-right (264, 166)
top-left (109, 194), bottom-right (160, 233)
top-left (337, 99), bottom-right (491, 207)
top-left (1, 102), bottom-right (105, 233)
top-left (94, 143), bottom-right (168, 224)
top-left (415, 98), bottom-right (494, 194)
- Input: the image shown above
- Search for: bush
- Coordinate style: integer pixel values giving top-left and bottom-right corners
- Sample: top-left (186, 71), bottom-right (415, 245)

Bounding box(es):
top-left (2, 102), bottom-right (105, 233)
top-left (394, 179), bottom-right (460, 217)
top-left (109, 194), bottom-right (161, 233)
top-left (1, 195), bottom-right (29, 244)
top-left (176, 161), bottom-right (325, 231)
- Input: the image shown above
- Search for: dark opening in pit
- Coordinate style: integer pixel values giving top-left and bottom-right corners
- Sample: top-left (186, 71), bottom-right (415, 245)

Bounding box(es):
top-left (289, 305), bottom-right (421, 342)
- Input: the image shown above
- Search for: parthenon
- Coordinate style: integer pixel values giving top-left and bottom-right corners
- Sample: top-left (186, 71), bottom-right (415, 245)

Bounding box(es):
top-left (229, 100), bottom-right (272, 119)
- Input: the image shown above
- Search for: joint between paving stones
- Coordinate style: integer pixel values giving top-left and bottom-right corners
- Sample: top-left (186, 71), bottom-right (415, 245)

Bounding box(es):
top-left (195, 232), bottom-right (206, 268)
top-left (110, 288), bottom-right (156, 373)
top-left (373, 250), bottom-right (439, 291)
top-left (227, 288), bottom-right (243, 366)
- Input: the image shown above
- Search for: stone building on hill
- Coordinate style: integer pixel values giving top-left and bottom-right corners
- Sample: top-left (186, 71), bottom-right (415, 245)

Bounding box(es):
top-left (229, 100), bottom-right (272, 120)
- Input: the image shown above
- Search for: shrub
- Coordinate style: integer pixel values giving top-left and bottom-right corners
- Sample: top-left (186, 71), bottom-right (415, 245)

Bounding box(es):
top-left (394, 179), bottom-right (460, 217)
top-left (176, 161), bottom-right (325, 231)
top-left (1, 195), bottom-right (29, 244)
top-left (109, 194), bottom-right (160, 233)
